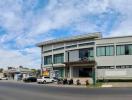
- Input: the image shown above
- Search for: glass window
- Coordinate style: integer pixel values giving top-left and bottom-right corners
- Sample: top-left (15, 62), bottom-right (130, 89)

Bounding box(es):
top-left (116, 44), bottom-right (132, 55)
top-left (96, 47), bottom-right (105, 56)
top-left (54, 53), bottom-right (64, 64)
top-left (53, 47), bottom-right (64, 51)
top-left (97, 66), bottom-right (115, 69)
top-left (66, 45), bottom-right (77, 49)
top-left (106, 46), bottom-right (114, 56)
top-left (44, 55), bottom-right (52, 65)
top-left (79, 42), bottom-right (95, 47)
top-left (79, 48), bottom-right (94, 60)
top-left (96, 46), bottom-right (114, 56)
top-left (116, 45), bottom-right (125, 55)
top-left (116, 65), bottom-right (132, 69)
top-left (44, 50), bottom-right (52, 53)
top-left (100, 47), bottom-right (105, 56)
top-left (128, 45), bottom-right (132, 55)
top-left (79, 68), bottom-right (92, 77)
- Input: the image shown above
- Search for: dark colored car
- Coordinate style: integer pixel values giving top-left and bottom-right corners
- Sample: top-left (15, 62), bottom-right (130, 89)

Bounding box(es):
top-left (23, 77), bottom-right (37, 82)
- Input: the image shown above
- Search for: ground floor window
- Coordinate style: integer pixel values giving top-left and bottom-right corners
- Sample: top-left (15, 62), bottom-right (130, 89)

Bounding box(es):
top-left (79, 68), bottom-right (92, 77)
top-left (97, 66), bottom-right (115, 69)
top-left (116, 65), bottom-right (132, 69)
top-left (53, 68), bottom-right (64, 78)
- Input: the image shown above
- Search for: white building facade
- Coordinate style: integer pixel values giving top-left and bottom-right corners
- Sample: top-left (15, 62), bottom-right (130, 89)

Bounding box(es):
top-left (37, 32), bottom-right (132, 81)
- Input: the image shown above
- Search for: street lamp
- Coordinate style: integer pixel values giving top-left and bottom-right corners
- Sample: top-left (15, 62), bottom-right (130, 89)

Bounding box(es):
top-left (67, 51), bottom-right (70, 78)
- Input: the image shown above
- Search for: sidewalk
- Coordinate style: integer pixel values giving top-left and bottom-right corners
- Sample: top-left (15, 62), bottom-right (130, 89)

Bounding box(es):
top-left (102, 82), bottom-right (132, 87)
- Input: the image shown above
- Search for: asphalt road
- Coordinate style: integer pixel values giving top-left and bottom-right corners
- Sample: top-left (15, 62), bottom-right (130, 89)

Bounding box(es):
top-left (0, 81), bottom-right (132, 100)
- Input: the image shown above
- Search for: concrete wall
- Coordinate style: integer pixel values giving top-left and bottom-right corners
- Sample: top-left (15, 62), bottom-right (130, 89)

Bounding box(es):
top-left (96, 55), bottom-right (132, 66)
top-left (95, 36), bottom-right (132, 79)
top-left (96, 36), bottom-right (132, 45)
top-left (43, 45), bottom-right (52, 51)
top-left (95, 36), bottom-right (132, 66)
top-left (97, 69), bottom-right (132, 79)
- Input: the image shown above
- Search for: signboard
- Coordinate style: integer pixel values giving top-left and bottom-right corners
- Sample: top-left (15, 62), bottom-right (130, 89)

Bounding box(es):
top-left (42, 68), bottom-right (50, 76)
top-left (43, 71), bottom-right (49, 76)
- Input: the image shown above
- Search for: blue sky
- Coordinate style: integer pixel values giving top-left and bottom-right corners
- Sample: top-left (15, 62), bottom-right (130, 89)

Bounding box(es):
top-left (0, 0), bottom-right (132, 69)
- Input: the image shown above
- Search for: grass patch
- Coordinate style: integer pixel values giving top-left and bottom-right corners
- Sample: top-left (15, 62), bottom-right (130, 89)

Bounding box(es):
top-left (86, 82), bottom-right (102, 88)
top-left (98, 79), bottom-right (132, 82)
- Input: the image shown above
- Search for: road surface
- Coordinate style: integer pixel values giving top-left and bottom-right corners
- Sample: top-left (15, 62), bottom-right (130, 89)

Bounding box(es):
top-left (0, 81), bottom-right (132, 100)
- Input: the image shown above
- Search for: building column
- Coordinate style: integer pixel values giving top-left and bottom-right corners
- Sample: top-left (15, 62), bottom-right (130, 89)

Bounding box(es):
top-left (69, 66), bottom-right (73, 78)
top-left (63, 67), bottom-right (66, 78)
top-left (65, 67), bottom-right (69, 78)
top-left (92, 66), bottom-right (96, 85)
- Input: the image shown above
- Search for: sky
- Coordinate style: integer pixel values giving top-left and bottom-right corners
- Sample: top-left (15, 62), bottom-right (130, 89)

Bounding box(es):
top-left (0, 0), bottom-right (132, 69)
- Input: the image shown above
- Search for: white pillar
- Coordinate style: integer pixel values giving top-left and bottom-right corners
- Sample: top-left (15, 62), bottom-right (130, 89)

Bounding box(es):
top-left (69, 66), bottom-right (73, 78)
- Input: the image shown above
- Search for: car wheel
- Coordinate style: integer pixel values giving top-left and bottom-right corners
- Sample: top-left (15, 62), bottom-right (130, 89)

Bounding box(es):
top-left (43, 80), bottom-right (46, 84)
top-left (37, 82), bottom-right (40, 84)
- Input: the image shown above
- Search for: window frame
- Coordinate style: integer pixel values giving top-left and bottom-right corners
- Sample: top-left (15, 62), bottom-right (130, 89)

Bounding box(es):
top-left (44, 55), bottom-right (52, 65)
top-left (96, 45), bottom-right (114, 57)
top-left (53, 53), bottom-right (64, 64)
top-left (116, 44), bottom-right (132, 55)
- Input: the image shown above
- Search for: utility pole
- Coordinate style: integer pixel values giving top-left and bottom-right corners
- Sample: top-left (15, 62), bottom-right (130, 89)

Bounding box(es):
top-left (41, 46), bottom-right (43, 76)
top-left (51, 62), bottom-right (54, 78)
top-left (67, 51), bottom-right (70, 78)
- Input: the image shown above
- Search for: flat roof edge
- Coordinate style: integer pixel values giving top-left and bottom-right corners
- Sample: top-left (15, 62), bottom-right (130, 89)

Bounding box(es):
top-left (37, 32), bottom-right (102, 47)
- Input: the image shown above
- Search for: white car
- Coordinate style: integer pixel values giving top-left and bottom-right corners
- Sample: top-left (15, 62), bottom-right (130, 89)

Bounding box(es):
top-left (37, 76), bottom-right (54, 84)
top-left (0, 77), bottom-right (8, 80)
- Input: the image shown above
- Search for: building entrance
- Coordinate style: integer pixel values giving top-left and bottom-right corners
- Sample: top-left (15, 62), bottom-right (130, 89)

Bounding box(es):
top-left (79, 68), bottom-right (92, 77)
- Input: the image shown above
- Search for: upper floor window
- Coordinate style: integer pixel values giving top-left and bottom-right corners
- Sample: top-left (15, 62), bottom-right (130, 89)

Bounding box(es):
top-left (44, 55), bottom-right (52, 65)
top-left (116, 44), bottom-right (132, 55)
top-left (96, 46), bottom-right (114, 56)
top-left (53, 53), bottom-right (64, 64)
top-left (79, 48), bottom-right (94, 60)
top-left (53, 47), bottom-right (64, 51)
top-left (66, 45), bottom-right (77, 49)
top-left (79, 42), bottom-right (95, 47)
top-left (43, 50), bottom-right (52, 53)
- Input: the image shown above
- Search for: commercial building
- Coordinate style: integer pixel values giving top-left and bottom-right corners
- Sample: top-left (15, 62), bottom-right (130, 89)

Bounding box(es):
top-left (4, 67), bottom-right (33, 80)
top-left (37, 32), bottom-right (132, 83)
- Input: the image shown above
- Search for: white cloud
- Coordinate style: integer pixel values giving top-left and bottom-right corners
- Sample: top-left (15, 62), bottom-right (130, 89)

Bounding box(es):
top-left (0, 0), bottom-right (132, 68)
top-left (0, 47), bottom-right (40, 69)
top-left (108, 0), bottom-right (132, 36)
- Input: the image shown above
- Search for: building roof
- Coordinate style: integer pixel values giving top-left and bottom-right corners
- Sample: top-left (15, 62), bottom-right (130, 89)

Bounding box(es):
top-left (37, 32), bottom-right (102, 47)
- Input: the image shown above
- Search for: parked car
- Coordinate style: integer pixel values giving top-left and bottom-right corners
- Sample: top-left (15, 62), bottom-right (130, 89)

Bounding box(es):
top-left (23, 76), bottom-right (37, 82)
top-left (0, 77), bottom-right (8, 80)
top-left (37, 76), bottom-right (55, 84)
